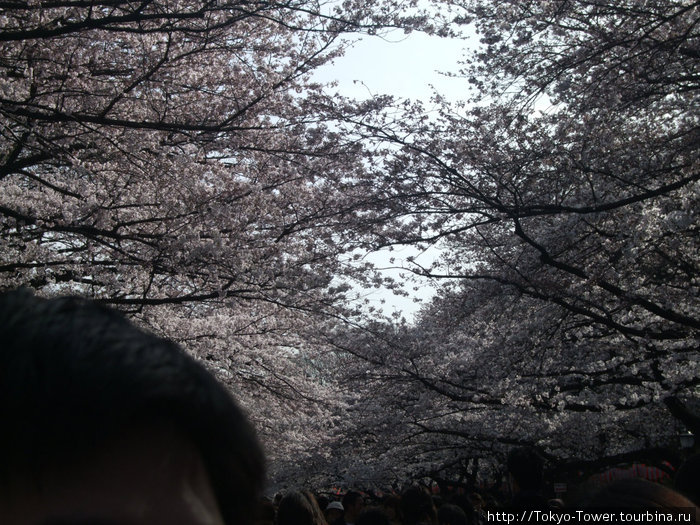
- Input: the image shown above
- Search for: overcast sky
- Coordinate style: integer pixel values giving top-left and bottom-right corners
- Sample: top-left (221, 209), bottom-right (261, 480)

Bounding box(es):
top-left (314, 30), bottom-right (471, 321)
top-left (314, 30), bottom-right (469, 102)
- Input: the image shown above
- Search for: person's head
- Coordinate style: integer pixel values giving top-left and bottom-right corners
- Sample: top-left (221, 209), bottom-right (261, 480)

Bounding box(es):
top-left (582, 478), bottom-right (698, 510)
top-left (326, 501), bottom-right (345, 524)
top-left (547, 499), bottom-right (564, 510)
top-left (437, 504), bottom-right (467, 525)
top-left (356, 507), bottom-right (391, 525)
top-left (277, 491), bottom-right (327, 525)
top-left (382, 494), bottom-right (400, 521)
top-left (0, 288), bottom-right (265, 525)
top-left (400, 486), bottom-right (437, 525)
top-left (343, 491), bottom-right (366, 522)
top-left (256, 498), bottom-right (277, 525)
top-left (675, 454), bottom-right (700, 506)
top-left (506, 447), bottom-right (544, 493)
top-left (317, 495), bottom-right (330, 514)
top-left (467, 493), bottom-right (484, 511)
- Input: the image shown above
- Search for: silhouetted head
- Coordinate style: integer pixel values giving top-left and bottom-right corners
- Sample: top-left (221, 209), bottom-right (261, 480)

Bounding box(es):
top-left (676, 454), bottom-right (700, 506)
top-left (0, 288), bottom-right (265, 525)
top-left (437, 504), bottom-right (468, 525)
top-left (278, 491), bottom-right (327, 525)
top-left (400, 486), bottom-right (437, 525)
top-left (357, 507), bottom-right (391, 525)
top-left (582, 478), bottom-right (698, 510)
top-left (507, 447), bottom-right (544, 492)
top-left (343, 491), bottom-right (366, 522)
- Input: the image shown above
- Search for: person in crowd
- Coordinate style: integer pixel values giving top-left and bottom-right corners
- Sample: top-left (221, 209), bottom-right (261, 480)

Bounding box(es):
top-left (675, 453), bottom-right (700, 505)
top-left (466, 492), bottom-right (486, 525)
top-left (357, 507), bottom-right (392, 525)
top-left (256, 498), bottom-right (277, 525)
top-left (437, 504), bottom-right (468, 525)
top-left (0, 288), bottom-right (265, 525)
top-left (448, 494), bottom-right (478, 525)
top-left (382, 494), bottom-right (402, 525)
top-left (547, 498), bottom-right (565, 509)
top-left (336, 491), bottom-right (365, 525)
top-left (278, 491), bottom-right (328, 525)
top-left (505, 447), bottom-right (549, 510)
top-left (580, 478), bottom-right (698, 511)
top-left (400, 486), bottom-right (437, 525)
top-left (312, 493), bottom-right (331, 525)
top-left (326, 500), bottom-right (345, 525)
top-left (317, 494), bottom-right (330, 516)
top-left (275, 492), bottom-right (286, 513)
top-left (467, 493), bottom-right (485, 514)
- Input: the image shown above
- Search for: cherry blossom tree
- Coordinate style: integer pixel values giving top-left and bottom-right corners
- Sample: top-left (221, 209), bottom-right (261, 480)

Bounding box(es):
top-left (333, 283), bottom-right (692, 486)
top-left (3, 0), bottom-right (698, 488)
top-left (0, 0), bottom-right (448, 484)
top-left (324, 0), bottom-right (699, 485)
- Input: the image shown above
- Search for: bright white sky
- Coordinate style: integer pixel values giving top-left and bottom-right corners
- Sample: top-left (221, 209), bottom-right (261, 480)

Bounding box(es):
top-left (314, 30), bottom-right (469, 102)
top-left (314, 30), bottom-right (472, 321)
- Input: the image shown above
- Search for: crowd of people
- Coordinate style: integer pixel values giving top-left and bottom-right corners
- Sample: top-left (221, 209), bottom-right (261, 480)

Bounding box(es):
top-left (265, 449), bottom-right (700, 525)
top-left (0, 288), bottom-right (697, 525)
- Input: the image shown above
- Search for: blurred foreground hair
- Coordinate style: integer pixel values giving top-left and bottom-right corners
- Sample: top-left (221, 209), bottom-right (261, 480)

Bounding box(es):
top-left (0, 288), bottom-right (265, 525)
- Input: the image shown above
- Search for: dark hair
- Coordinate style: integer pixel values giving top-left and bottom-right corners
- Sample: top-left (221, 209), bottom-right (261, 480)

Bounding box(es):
top-left (437, 504), bottom-right (468, 525)
top-left (0, 288), bottom-right (265, 525)
top-left (675, 454), bottom-right (700, 506)
top-left (507, 447), bottom-right (544, 491)
top-left (256, 498), bottom-right (277, 525)
top-left (344, 490), bottom-right (365, 509)
top-left (582, 478), bottom-right (698, 509)
top-left (357, 507), bottom-right (391, 525)
top-left (278, 491), bottom-right (327, 525)
top-left (400, 486), bottom-right (436, 525)
top-left (382, 494), bottom-right (401, 515)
